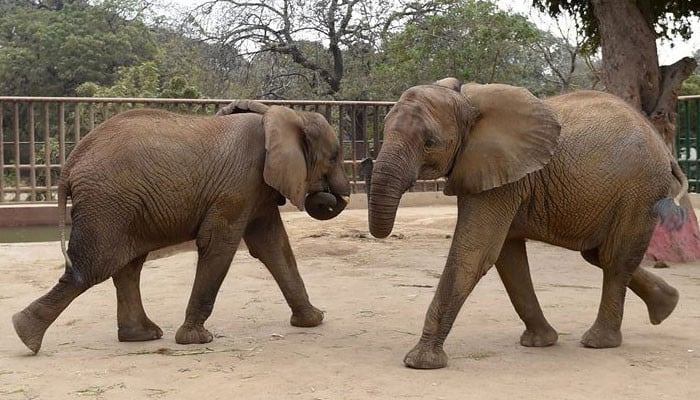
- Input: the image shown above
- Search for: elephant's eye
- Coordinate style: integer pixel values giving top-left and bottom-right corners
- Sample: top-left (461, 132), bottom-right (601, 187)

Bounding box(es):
top-left (425, 136), bottom-right (437, 148)
top-left (330, 154), bottom-right (338, 164)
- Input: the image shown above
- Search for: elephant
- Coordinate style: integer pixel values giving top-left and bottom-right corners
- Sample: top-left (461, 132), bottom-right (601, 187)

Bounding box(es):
top-left (13, 100), bottom-right (351, 354)
top-left (367, 78), bottom-right (685, 369)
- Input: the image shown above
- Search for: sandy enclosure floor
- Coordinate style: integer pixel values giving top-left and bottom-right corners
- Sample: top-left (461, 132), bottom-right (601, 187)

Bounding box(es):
top-left (1, 206), bottom-right (699, 400)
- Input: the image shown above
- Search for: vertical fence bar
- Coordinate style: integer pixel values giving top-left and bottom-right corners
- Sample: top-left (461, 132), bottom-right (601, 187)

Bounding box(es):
top-left (371, 105), bottom-right (379, 158)
top-left (101, 103), bottom-right (109, 122)
top-left (43, 102), bottom-right (51, 201)
top-left (337, 104), bottom-right (347, 191)
top-left (59, 102), bottom-right (66, 165)
top-left (694, 99), bottom-right (700, 192)
top-left (74, 102), bottom-right (82, 144)
top-left (676, 102), bottom-right (694, 191)
top-left (13, 102), bottom-right (20, 201)
top-left (361, 105), bottom-right (369, 161)
top-left (350, 104), bottom-right (358, 188)
top-left (28, 104), bottom-right (36, 201)
top-left (89, 102), bottom-right (95, 131)
top-left (0, 101), bottom-right (4, 202)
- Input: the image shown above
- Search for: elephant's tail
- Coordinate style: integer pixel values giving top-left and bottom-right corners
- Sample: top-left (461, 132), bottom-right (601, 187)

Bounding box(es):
top-left (671, 158), bottom-right (689, 206)
top-left (654, 159), bottom-right (689, 231)
top-left (58, 181), bottom-right (72, 269)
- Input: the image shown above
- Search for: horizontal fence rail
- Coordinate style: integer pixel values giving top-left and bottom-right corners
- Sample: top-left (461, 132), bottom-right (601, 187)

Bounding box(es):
top-left (3, 95), bottom-right (699, 203)
top-left (0, 96), bottom-right (446, 203)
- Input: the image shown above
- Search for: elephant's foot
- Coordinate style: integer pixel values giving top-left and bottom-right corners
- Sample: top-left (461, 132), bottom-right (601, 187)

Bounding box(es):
top-left (12, 309), bottom-right (51, 354)
top-left (118, 319), bottom-right (163, 342)
top-left (520, 326), bottom-right (558, 347)
top-left (580, 325), bottom-right (622, 348)
top-left (290, 306), bottom-right (324, 327)
top-left (175, 323), bottom-right (213, 344)
top-left (404, 341), bottom-right (448, 369)
top-left (645, 283), bottom-right (679, 325)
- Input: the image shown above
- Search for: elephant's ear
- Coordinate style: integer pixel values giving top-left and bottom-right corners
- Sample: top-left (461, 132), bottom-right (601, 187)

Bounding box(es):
top-left (434, 77), bottom-right (461, 92)
top-left (263, 106), bottom-right (307, 210)
top-left (444, 83), bottom-right (561, 196)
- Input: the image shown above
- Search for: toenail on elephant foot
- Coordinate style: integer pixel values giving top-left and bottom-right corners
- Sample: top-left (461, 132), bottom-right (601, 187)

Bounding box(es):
top-left (290, 307), bottom-right (324, 327)
top-left (12, 310), bottom-right (49, 354)
top-left (647, 285), bottom-right (679, 325)
top-left (175, 324), bottom-right (214, 344)
top-left (118, 322), bottom-right (163, 342)
top-left (404, 342), bottom-right (448, 369)
top-left (520, 328), bottom-right (558, 347)
top-left (580, 327), bottom-right (622, 348)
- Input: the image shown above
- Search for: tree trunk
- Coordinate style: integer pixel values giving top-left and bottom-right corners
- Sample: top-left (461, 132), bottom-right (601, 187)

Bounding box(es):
top-left (592, 0), bottom-right (700, 262)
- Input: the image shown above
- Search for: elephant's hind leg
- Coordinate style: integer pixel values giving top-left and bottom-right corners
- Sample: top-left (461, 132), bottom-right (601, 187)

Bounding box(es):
top-left (496, 239), bottom-right (558, 347)
top-left (580, 225), bottom-right (656, 348)
top-left (581, 248), bottom-right (679, 325)
top-left (13, 270), bottom-right (86, 354)
top-left (244, 208), bottom-right (323, 328)
top-left (113, 255), bottom-right (163, 342)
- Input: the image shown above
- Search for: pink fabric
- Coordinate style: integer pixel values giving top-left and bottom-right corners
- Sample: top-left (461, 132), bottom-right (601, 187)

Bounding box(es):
top-left (645, 206), bottom-right (700, 263)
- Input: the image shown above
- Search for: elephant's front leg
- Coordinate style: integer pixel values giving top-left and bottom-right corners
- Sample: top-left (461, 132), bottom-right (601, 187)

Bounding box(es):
top-left (404, 192), bottom-right (522, 369)
top-left (175, 214), bottom-right (244, 345)
top-left (244, 207), bottom-right (323, 327)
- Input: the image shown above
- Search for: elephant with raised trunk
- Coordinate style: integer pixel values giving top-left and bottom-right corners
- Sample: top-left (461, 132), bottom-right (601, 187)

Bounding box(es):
top-left (368, 78), bottom-right (685, 369)
top-left (13, 101), bottom-right (350, 354)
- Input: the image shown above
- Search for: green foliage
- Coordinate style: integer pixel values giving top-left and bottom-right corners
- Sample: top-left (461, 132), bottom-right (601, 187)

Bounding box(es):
top-left (532, 0), bottom-right (700, 50)
top-left (681, 74), bottom-right (700, 96)
top-left (76, 61), bottom-right (201, 98)
top-left (0, 1), bottom-right (159, 96)
top-left (3, 169), bottom-right (16, 187)
top-left (371, 0), bottom-right (555, 98)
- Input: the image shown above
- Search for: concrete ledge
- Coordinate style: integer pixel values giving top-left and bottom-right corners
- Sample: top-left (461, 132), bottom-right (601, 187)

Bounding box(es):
top-left (0, 204), bottom-right (72, 227)
top-left (2, 192), bottom-right (697, 228)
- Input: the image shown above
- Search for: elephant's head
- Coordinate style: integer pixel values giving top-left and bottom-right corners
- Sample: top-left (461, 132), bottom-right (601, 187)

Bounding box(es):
top-left (262, 105), bottom-right (351, 220)
top-left (368, 78), bottom-right (561, 238)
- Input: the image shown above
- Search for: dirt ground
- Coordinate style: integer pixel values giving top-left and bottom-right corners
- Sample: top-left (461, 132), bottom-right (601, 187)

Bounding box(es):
top-left (1, 204), bottom-right (698, 400)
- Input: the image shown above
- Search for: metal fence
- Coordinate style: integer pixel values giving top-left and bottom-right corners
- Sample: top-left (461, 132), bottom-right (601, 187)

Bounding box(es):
top-left (0, 97), bottom-right (449, 203)
top-left (3, 95), bottom-right (699, 203)
top-left (676, 96), bottom-right (700, 192)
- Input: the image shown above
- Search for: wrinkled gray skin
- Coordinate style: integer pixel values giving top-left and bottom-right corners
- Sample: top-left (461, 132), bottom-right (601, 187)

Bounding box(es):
top-left (368, 78), bottom-right (685, 369)
top-left (13, 101), bottom-right (351, 354)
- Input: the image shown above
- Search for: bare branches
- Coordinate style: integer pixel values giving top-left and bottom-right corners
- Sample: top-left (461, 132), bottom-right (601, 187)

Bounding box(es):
top-left (186, 0), bottom-right (439, 98)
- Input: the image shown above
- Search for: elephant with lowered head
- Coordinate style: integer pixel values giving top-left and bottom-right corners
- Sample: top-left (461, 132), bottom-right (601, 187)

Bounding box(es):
top-left (368, 78), bottom-right (685, 369)
top-left (13, 101), bottom-right (350, 354)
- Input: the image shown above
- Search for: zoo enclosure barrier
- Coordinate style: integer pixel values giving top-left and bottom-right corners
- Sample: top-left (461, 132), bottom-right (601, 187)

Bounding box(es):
top-left (2, 95), bottom-right (699, 203)
top-left (676, 96), bottom-right (700, 192)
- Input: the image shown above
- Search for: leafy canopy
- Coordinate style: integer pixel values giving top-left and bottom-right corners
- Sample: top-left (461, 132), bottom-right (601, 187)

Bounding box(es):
top-left (0, 1), bottom-right (158, 96)
top-left (373, 0), bottom-right (556, 97)
top-left (532, 0), bottom-right (700, 50)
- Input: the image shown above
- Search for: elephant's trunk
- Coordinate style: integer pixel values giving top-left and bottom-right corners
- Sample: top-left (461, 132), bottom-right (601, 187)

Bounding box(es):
top-left (368, 151), bottom-right (417, 238)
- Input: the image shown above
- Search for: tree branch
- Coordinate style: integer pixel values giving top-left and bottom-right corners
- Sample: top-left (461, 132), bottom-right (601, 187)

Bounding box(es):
top-left (650, 56), bottom-right (698, 143)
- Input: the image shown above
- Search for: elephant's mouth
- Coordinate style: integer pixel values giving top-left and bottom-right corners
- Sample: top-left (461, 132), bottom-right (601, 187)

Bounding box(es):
top-left (304, 191), bottom-right (350, 220)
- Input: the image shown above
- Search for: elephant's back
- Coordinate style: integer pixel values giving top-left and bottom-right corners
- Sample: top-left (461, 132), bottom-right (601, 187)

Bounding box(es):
top-left (65, 109), bottom-right (262, 171)
top-left (74, 108), bottom-right (261, 144)
top-left (546, 91), bottom-right (670, 170)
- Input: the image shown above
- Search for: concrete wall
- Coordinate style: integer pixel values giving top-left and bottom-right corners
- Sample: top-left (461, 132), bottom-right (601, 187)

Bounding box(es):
top-left (2, 192), bottom-right (699, 228)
